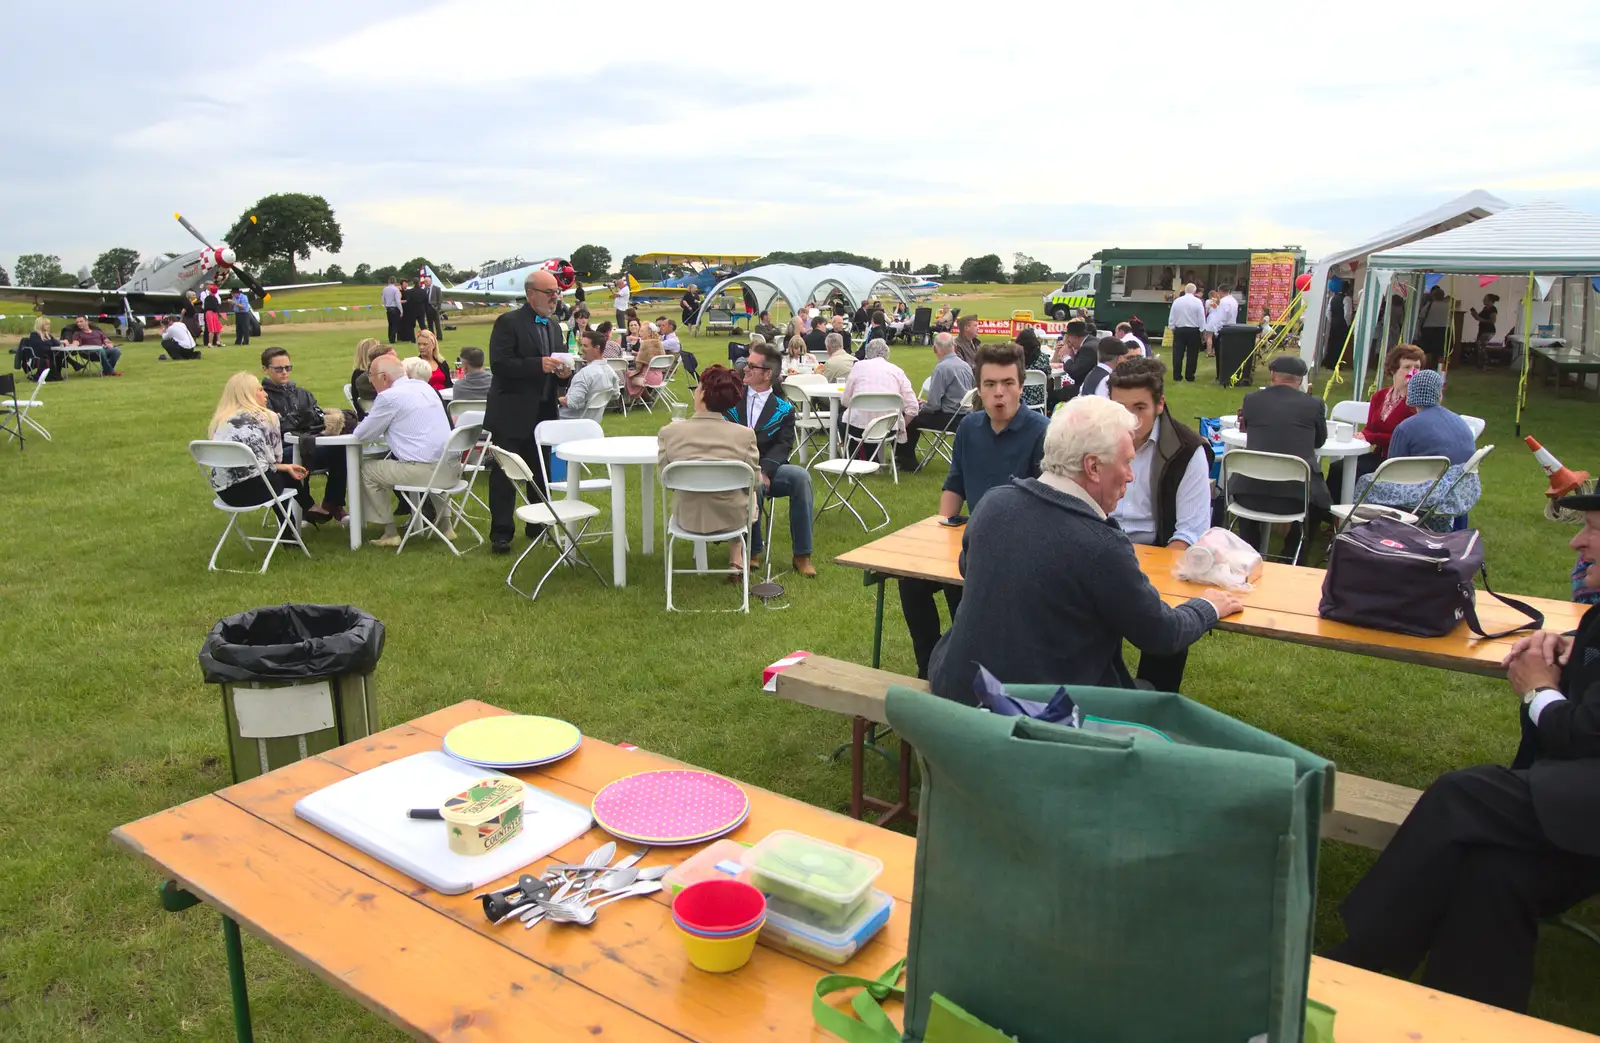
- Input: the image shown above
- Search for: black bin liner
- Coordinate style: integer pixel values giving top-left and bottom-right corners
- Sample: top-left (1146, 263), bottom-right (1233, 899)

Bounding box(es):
top-left (199, 604), bottom-right (385, 683)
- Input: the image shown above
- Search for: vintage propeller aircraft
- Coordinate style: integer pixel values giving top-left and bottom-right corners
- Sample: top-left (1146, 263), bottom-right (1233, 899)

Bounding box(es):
top-left (429, 256), bottom-right (598, 308)
top-left (625, 252), bottom-right (761, 302)
top-left (0, 212), bottom-right (336, 339)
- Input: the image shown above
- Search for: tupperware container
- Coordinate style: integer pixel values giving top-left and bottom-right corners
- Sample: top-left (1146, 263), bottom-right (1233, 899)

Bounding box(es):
top-left (758, 888), bottom-right (892, 965)
top-left (740, 830), bottom-right (883, 928)
top-left (662, 839), bottom-right (749, 896)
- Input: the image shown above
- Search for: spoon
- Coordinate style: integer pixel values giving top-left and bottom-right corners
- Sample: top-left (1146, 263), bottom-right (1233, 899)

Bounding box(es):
top-left (541, 880), bottom-right (664, 926)
top-left (569, 848), bottom-right (648, 903)
top-left (524, 868), bottom-right (671, 928)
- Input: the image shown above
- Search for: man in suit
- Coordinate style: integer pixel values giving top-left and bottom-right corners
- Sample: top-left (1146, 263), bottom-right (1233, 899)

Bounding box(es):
top-left (423, 275), bottom-right (443, 340)
top-left (724, 341), bottom-right (817, 578)
top-left (1048, 319), bottom-right (1101, 409)
top-left (485, 269), bottom-right (573, 553)
top-left (1328, 497), bottom-right (1600, 1012)
top-left (1077, 336), bottom-right (1133, 399)
top-left (395, 279), bottom-right (417, 342)
top-left (403, 277), bottom-right (428, 340)
top-left (1230, 355), bottom-right (1329, 560)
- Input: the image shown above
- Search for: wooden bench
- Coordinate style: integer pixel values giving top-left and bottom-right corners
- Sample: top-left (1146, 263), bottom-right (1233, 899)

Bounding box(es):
top-left (774, 654), bottom-right (1419, 848)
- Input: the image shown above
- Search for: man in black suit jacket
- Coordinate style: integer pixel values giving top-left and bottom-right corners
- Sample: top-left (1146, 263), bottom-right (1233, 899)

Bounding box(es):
top-left (722, 342), bottom-right (816, 577)
top-left (402, 278), bottom-right (428, 340)
top-left (423, 275), bottom-right (443, 340)
top-left (486, 269), bottom-right (573, 553)
top-left (1229, 355), bottom-right (1330, 559)
top-left (1328, 496), bottom-right (1600, 1012)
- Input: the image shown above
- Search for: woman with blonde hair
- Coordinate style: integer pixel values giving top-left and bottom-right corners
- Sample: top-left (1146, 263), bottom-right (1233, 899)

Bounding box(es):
top-left (349, 337), bottom-right (392, 418)
top-left (415, 329), bottom-right (452, 391)
top-left (782, 333), bottom-right (817, 375)
top-left (21, 315), bottom-right (73, 379)
top-left (205, 372), bottom-right (306, 515)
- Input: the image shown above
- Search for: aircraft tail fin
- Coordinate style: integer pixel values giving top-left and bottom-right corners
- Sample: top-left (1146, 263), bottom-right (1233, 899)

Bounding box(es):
top-left (423, 264), bottom-right (451, 289)
top-left (627, 274), bottom-right (641, 294)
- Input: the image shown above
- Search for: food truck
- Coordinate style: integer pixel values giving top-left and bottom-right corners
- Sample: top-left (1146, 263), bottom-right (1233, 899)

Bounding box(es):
top-left (1044, 247), bottom-right (1305, 333)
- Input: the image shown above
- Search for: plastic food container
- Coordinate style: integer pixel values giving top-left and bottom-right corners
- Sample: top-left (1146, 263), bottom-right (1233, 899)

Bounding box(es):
top-left (440, 776), bottom-right (523, 857)
top-left (759, 888), bottom-right (892, 965)
top-left (741, 830), bottom-right (883, 928)
top-left (662, 839), bottom-right (749, 896)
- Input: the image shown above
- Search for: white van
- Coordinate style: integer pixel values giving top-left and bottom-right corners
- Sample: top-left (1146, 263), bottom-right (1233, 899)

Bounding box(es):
top-left (1042, 262), bottom-right (1100, 320)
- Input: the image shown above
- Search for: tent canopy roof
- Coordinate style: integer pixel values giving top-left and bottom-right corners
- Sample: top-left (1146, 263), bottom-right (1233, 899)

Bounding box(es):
top-left (1317, 189), bottom-right (1509, 271)
top-left (695, 263), bottom-right (911, 325)
top-left (1368, 200), bottom-right (1600, 273)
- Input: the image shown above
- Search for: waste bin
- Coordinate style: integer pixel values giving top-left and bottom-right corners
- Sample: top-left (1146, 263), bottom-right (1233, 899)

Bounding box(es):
top-left (198, 604), bottom-right (386, 783)
top-left (1215, 323), bottom-right (1261, 386)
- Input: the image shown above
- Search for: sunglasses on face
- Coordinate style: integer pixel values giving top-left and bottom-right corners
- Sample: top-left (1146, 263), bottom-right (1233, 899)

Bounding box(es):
top-left (267, 365), bottom-right (292, 373)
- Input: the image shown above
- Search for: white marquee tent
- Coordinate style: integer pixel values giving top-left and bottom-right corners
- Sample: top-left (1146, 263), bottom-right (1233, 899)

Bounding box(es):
top-left (1350, 200), bottom-right (1600, 430)
top-left (694, 263), bottom-right (912, 328)
top-left (1299, 190), bottom-right (1509, 373)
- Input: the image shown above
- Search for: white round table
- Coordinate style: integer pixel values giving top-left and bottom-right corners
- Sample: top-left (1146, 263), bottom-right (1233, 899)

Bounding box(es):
top-left (803, 384), bottom-right (848, 459)
top-left (555, 436), bottom-right (659, 587)
top-left (314, 433), bottom-right (383, 550)
top-left (1219, 428), bottom-right (1371, 504)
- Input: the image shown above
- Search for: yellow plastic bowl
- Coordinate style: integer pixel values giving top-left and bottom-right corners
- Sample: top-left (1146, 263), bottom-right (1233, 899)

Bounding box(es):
top-left (677, 921), bottom-right (761, 973)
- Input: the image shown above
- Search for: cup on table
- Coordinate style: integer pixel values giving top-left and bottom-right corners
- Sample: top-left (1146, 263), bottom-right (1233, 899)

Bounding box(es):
top-left (673, 879), bottom-right (766, 973)
top-left (1332, 421), bottom-right (1353, 442)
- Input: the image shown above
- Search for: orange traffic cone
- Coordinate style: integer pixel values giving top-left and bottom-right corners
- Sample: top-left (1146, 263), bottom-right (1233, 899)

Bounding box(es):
top-left (1525, 436), bottom-right (1590, 498)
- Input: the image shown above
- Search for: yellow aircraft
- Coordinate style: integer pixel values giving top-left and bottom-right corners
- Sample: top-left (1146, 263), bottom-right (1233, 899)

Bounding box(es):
top-left (626, 252), bottom-right (762, 301)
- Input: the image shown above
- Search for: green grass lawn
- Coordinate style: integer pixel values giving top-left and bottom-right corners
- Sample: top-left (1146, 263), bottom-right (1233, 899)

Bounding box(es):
top-left (3, 315), bottom-right (1598, 1040)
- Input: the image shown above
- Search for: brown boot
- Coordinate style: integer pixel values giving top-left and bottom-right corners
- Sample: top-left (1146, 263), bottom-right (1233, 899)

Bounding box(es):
top-left (792, 555), bottom-right (817, 578)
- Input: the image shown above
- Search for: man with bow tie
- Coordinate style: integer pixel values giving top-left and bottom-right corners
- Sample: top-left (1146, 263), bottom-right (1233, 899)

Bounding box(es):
top-left (487, 269), bottom-right (573, 553)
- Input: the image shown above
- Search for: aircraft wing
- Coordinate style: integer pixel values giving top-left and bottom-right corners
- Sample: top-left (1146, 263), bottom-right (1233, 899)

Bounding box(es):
top-left (0, 284), bottom-right (186, 315)
top-left (261, 280), bottom-right (342, 294)
top-left (633, 252), bottom-right (761, 267)
top-left (439, 284), bottom-right (601, 307)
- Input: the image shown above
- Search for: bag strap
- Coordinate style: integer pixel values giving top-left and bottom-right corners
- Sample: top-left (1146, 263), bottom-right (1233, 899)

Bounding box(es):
top-left (813, 960), bottom-right (906, 1043)
top-left (1464, 565), bottom-right (1545, 640)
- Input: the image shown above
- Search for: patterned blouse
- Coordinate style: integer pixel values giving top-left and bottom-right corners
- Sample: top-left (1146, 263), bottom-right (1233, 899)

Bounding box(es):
top-left (209, 411), bottom-right (283, 492)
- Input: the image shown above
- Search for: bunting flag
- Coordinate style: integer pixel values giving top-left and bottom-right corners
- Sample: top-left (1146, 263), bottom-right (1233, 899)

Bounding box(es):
top-left (1424, 273), bottom-right (1444, 292)
top-left (1534, 275), bottom-right (1559, 300)
top-left (1479, 274), bottom-right (1500, 288)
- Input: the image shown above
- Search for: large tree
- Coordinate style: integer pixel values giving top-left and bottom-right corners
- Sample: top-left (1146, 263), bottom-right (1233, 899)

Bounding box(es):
top-left (92, 247), bottom-right (142, 289)
top-left (758, 249), bottom-right (884, 270)
top-left (0, 263), bottom-right (9, 286)
top-left (15, 253), bottom-right (64, 287)
top-left (323, 263), bottom-right (346, 281)
top-left (1011, 252), bottom-right (1053, 284)
top-left (570, 244), bottom-right (612, 280)
top-left (959, 254), bottom-right (1006, 283)
top-left (225, 193), bottom-right (343, 278)
top-left (352, 263), bottom-right (373, 284)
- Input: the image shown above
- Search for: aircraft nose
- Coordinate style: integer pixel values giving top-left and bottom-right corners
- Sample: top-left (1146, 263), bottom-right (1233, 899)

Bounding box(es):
top-left (219, 247), bottom-right (237, 266)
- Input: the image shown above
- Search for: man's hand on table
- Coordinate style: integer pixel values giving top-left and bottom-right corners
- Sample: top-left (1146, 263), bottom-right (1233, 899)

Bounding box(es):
top-left (1201, 589), bottom-right (1244, 618)
top-left (1502, 630), bottom-right (1572, 669)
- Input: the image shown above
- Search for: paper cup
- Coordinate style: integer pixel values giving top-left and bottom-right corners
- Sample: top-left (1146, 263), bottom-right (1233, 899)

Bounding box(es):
top-left (677, 921), bottom-right (761, 972)
top-left (1332, 422), bottom-right (1353, 442)
top-left (672, 879), bottom-right (767, 934)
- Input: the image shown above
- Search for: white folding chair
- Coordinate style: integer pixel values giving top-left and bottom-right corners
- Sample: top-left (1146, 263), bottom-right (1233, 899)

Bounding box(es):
top-left (489, 446), bottom-right (605, 600)
top-left (581, 386), bottom-right (617, 423)
top-left (1024, 370), bottom-right (1049, 413)
top-left (0, 374), bottom-right (26, 449)
top-left (343, 383), bottom-right (355, 407)
top-left (783, 382), bottom-right (829, 466)
top-left (393, 424), bottom-right (484, 555)
top-left (535, 418), bottom-right (614, 543)
top-left (652, 354), bottom-right (684, 408)
top-left (814, 406), bottom-right (901, 533)
top-left (660, 459), bottom-right (759, 613)
top-left (918, 387), bottom-right (976, 469)
top-left (1460, 414), bottom-right (1487, 440)
top-left (604, 358), bottom-right (631, 414)
top-left (1329, 455), bottom-right (1451, 531)
top-left (1329, 400), bottom-right (1370, 429)
top-left (446, 397), bottom-right (486, 422)
top-left (450, 409), bottom-right (494, 522)
top-left (188, 441), bottom-right (311, 574)
top-left (5, 369), bottom-right (50, 441)
top-left (1221, 449), bottom-right (1312, 564)
top-left (1416, 444), bottom-right (1495, 530)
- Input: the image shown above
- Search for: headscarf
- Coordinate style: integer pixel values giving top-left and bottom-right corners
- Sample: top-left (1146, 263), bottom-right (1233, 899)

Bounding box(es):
top-left (1405, 368), bottom-right (1444, 409)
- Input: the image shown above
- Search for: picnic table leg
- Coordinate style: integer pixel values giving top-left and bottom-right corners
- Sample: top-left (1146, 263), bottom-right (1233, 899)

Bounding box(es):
top-left (827, 399), bottom-right (841, 460)
top-left (869, 573), bottom-right (886, 669)
top-left (222, 915), bottom-right (256, 1043)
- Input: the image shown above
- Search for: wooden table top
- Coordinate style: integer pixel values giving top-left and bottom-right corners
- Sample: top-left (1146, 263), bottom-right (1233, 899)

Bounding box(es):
top-left (111, 701), bottom-right (1595, 1042)
top-left (834, 516), bottom-right (1588, 677)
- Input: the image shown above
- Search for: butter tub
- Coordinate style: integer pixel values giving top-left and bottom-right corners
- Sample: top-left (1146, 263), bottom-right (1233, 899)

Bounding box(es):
top-left (441, 776), bottom-right (524, 856)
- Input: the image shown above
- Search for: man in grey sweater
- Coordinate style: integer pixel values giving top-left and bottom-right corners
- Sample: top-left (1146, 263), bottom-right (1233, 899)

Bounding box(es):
top-left (928, 395), bottom-right (1242, 702)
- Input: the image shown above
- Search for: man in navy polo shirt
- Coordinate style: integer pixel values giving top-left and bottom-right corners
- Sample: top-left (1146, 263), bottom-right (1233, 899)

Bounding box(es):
top-left (899, 340), bottom-right (1049, 678)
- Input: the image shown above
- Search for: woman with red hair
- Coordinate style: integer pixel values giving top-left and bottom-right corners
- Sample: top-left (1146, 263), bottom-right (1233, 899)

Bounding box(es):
top-left (656, 365), bottom-right (760, 577)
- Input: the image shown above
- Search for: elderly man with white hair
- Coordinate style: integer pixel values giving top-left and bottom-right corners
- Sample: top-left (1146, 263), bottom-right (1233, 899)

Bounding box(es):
top-left (840, 337), bottom-right (917, 450)
top-left (927, 395), bottom-right (1242, 702)
top-left (351, 354), bottom-right (456, 547)
top-left (895, 332), bottom-right (975, 472)
top-left (821, 331), bottom-right (856, 382)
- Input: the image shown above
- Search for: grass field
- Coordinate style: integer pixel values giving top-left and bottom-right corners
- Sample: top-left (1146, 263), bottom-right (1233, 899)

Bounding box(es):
top-left (3, 309), bottom-right (1599, 1040)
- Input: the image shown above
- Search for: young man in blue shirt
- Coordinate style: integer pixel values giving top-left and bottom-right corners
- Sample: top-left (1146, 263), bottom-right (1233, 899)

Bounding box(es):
top-left (899, 340), bottom-right (1049, 677)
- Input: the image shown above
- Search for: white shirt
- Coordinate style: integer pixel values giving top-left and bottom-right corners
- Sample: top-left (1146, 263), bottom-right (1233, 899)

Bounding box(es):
top-left (1119, 332), bottom-right (1146, 356)
top-left (744, 385), bottom-right (772, 428)
top-left (163, 322), bottom-right (195, 349)
top-left (1214, 293), bottom-right (1239, 328)
top-left (1091, 362), bottom-right (1114, 397)
top-left (614, 284), bottom-right (630, 309)
top-left (352, 376), bottom-right (451, 463)
top-left (660, 332), bottom-right (682, 354)
top-left (1111, 417), bottom-right (1213, 549)
top-left (1168, 292), bottom-right (1207, 329)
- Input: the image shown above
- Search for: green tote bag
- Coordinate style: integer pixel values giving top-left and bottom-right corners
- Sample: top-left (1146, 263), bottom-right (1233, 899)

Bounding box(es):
top-left (887, 684), bottom-right (1332, 1043)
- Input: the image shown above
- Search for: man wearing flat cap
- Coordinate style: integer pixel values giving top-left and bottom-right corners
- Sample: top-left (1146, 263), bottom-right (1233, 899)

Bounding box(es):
top-left (1229, 353), bottom-right (1329, 560)
top-left (1328, 491), bottom-right (1600, 1012)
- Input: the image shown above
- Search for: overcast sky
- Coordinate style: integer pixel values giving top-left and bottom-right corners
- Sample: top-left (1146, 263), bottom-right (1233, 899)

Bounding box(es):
top-left (6, 1), bottom-right (1600, 280)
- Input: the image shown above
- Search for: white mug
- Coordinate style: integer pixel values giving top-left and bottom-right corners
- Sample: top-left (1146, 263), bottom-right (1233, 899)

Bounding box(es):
top-left (1332, 421), bottom-right (1353, 442)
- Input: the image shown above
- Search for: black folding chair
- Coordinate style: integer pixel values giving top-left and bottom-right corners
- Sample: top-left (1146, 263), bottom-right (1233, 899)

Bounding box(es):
top-left (910, 307), bottom-right (932, 345)
top-left (0, 374), bottom-right (24, 450)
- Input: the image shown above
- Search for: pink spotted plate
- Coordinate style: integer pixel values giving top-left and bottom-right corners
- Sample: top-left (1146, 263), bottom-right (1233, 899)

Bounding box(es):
top-left (591, 769), bottom-right (750, 845)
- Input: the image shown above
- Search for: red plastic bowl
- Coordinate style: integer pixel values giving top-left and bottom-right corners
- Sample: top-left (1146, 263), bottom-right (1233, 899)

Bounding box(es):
top-left (672, 879), bottom-right (767, 934)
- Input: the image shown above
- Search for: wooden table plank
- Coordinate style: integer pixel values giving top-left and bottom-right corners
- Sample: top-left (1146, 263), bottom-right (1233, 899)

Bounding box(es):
top-left (111, 796), bottom-right (690, 1043)
top-left (834, 516), bottom-right (1583, 676)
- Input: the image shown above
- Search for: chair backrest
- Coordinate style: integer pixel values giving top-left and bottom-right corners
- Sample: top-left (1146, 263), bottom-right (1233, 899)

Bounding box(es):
top-left (1459, 443), bottom-right (1494, 476)
top-left (582, 387), bottom-right (616, 422)
top-left (660, 458), bottom-right (757, 495)
top-left (605, 357), bottom-right (629, 377)
top-left (0, 373), bottom-right (15, 397)
top-left (535, 418), bottom-right (604, 448)
top-left (1222, 449), bottom-right (1311, 486)
top-left (850, 391), bottom-right (907, 420)
top-left (447, 397), bottom-right (485, 421)
top-left (856, 410), bottom-right (903, 446)
top-left (25, 368), bottom-right (48, 399)
top-left (1368, 455), bottom-right (1452, 487)
top-left (1416, 445), bottom-right (1495, 527)
top-left (188, 439), bottom-right (261, 471)
top-left (1024, 370), bottom-right (1048, 388)
top-left (912, 307), bottom-right (932, 333)
top-left (648, 354), bottom-right (675, 373)
top-left (1329, 400), bottom-right (1369, 427)
top-left (958, 387), bottom-right (979, 412)
top-left (487, 444), bottom-right (536, 484)
top-left (453, 409), bottom-right (485, 429)
top-left (1460, 414), bottom-right (1487, 440)
top-left (343, 383), bottom-right (355, 407)
top-left (783, 383), bottom-right (816, 414)
top-left (415, 422), bottom-right (481, 489)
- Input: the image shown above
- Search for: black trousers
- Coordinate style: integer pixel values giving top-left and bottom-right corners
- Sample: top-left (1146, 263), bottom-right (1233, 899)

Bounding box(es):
top-left (898, 578), bottom-right (962, 679)
top-left (234, 314), bottom-right (251, 345)
top-left (398, 312), bottom-right (418, 342)
top-left (1328, 765), bottom-right (1600, 1013)
top-left (161, 335), bottom-right (202, 360)
top-left (896, 409), bottom-right (959, 467)
top-left (1134, 649), bottom-right (1189, 692)
top-left (1172, 327), bottom-right (1203, 381)
top-left (386, 307), bottom-right (402, 343)
top-left (283, 441), bottom-right (348, 509)
top-left (217, 472), bottom-right (296, 521)
top-left (487, 426), bottom-right (554, 543)
top-left (425, 306), bottom-right (442, 339)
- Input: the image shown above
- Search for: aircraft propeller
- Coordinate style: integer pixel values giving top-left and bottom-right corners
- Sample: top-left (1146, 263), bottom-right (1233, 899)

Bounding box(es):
top-left (174, 212), bottom-right (273, 302)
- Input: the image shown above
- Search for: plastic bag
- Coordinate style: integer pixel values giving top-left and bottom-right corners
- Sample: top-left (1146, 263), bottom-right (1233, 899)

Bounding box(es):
top-left (1174, 527), bottom-right (1263, 591)
top-left (198, 604), bottom-right (385, 683)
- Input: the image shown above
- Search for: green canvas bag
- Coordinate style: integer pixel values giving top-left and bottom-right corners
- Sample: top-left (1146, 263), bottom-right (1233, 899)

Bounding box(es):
top-left (886, 684), bottom-right (1333, 1043)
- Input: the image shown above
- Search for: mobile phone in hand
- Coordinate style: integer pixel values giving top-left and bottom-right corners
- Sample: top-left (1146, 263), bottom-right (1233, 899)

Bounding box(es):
top-left (940, 515), bottom-right (968, 527)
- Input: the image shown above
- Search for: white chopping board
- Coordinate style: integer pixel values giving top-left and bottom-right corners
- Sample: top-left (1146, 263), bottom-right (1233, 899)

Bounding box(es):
top-left (294, 751), bottom-right (593, 894)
